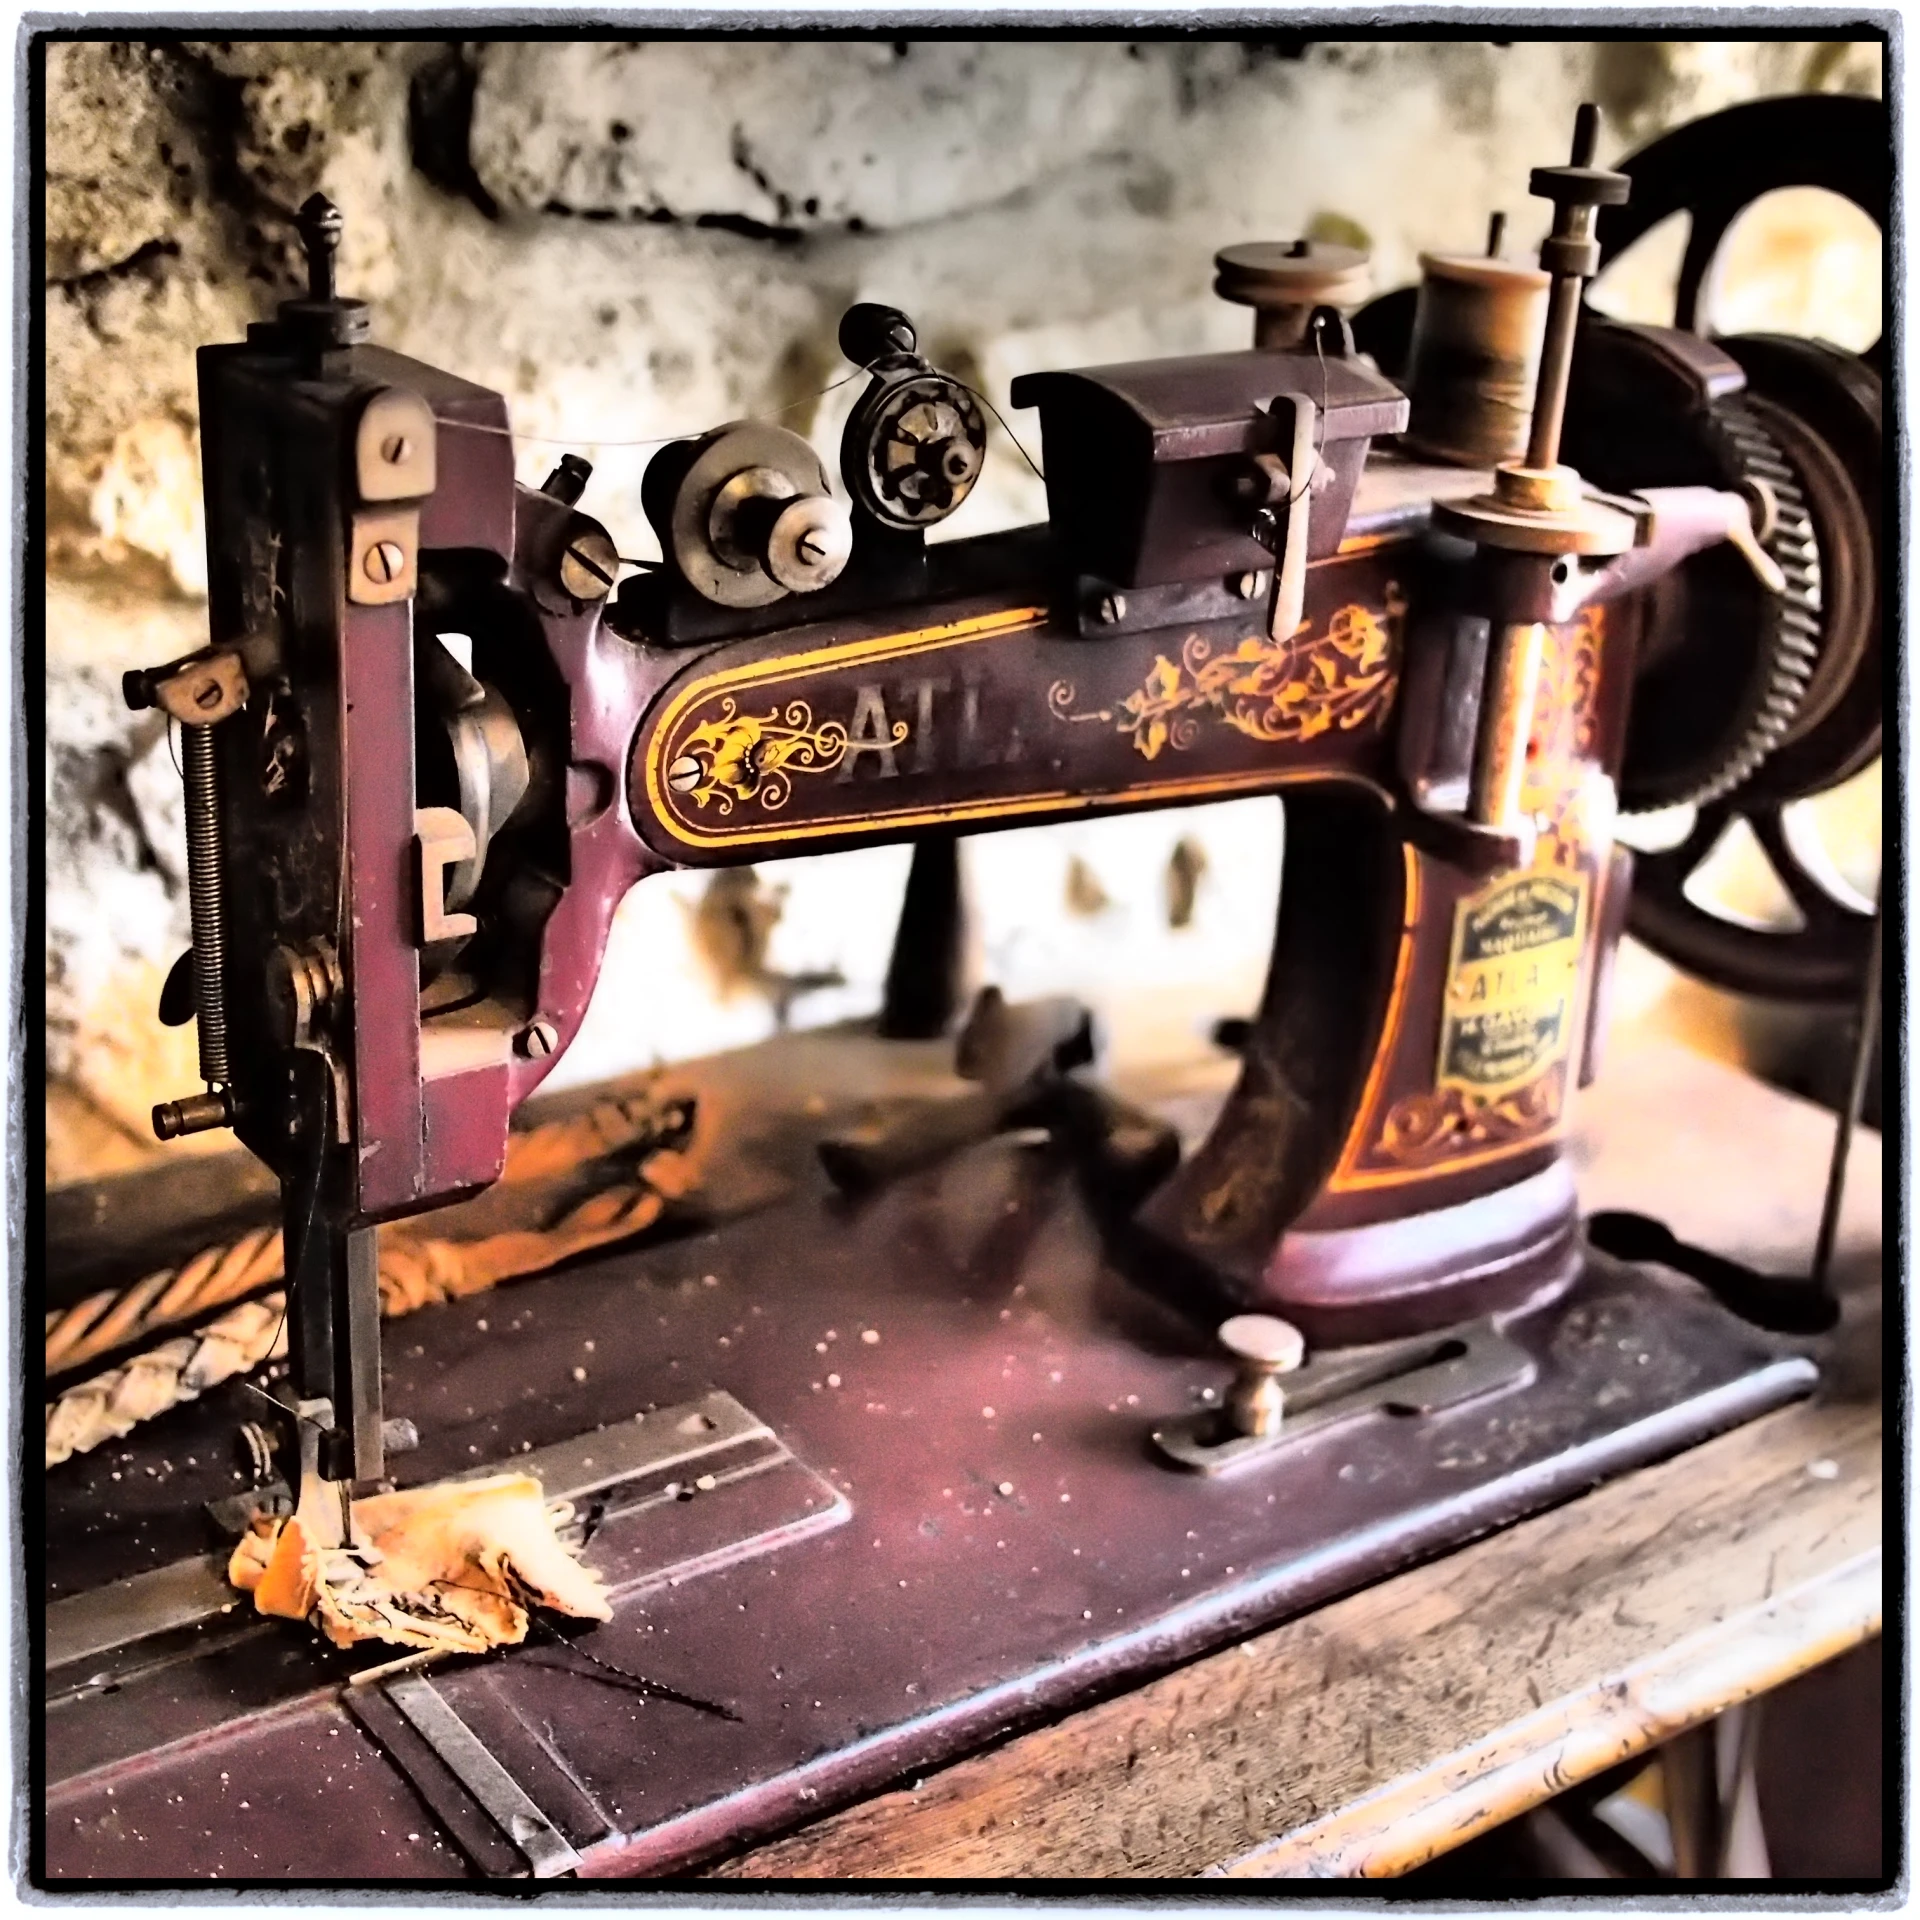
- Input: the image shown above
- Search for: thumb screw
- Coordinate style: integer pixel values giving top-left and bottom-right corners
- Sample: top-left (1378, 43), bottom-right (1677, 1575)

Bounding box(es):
top-left (1218, 1314), bottom-right (1306, 1438)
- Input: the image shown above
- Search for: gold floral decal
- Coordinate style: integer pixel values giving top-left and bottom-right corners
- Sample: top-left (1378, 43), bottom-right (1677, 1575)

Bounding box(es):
top-left (1048, 592), bottom-right (1404, 761)
top-left (1531, 605), bottom-right (1602, 765)
top-left (1523, 608), bottom-right (1605, 872)
top-left (665, 698), bottom-right (890, 815)
top-left (1377, 1064), bottom-right (1566, 1168)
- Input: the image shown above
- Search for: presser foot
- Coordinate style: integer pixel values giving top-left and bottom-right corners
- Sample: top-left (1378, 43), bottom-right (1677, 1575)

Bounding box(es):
top-left (49, 1389), bottom-right (846, 1720)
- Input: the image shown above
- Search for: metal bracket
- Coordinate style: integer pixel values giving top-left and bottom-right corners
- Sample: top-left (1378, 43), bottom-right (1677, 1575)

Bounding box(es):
top-left (383, 1675), bottom-right (582, 1879)
top-left (124, 648), bottom-right (251, 728)
top-left (355, 386), bottom-right (438, 503)
top-left (1257, 393), bottom-right (1319, 642)
top-left (414, 806), bottom-right (480, 947)
top-left (348, 504), bottom-right (420, 606)
top-left (1152, 1319), bottom-right (1535, 1475)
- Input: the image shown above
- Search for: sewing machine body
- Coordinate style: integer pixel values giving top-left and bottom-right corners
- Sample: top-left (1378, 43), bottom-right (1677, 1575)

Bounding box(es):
top-left (55, 94), bottom-right (1884, 1878)
top-left (176, 295), bottom-right (1677, 1483)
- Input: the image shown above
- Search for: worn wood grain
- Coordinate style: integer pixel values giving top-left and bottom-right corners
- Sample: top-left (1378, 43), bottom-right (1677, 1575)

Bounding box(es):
top-left (710, 1395), bottom-right (1880, 1879)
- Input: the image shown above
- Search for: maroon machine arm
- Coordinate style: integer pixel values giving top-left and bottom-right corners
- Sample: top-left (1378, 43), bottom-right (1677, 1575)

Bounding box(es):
top-left (124, 111), bottom-right (1827, 1495)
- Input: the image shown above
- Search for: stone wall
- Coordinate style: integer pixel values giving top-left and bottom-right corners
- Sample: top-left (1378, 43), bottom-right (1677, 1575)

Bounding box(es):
top-left (42, 37), bottom-right (1883, 1178)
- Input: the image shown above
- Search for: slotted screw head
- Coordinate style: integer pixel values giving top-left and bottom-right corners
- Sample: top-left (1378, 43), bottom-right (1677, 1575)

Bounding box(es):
top-left (518, 1017), bottom-right (560, 1059)
top-left (365, 539), bottom-right (406, 583)
top-left (559, 529), bottom-right (620, 601)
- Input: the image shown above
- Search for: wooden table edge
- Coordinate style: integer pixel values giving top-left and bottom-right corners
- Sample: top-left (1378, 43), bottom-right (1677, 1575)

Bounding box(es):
top-left (712, 1396), bottom-right (1882, 1880)
top-left (1216, 1546), bottom-right (1882, 1878)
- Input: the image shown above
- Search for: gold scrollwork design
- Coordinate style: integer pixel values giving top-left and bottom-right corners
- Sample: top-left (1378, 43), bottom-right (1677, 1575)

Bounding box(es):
top-left (664, 697), bottom-right (879, 815)
top-left (1524, 609), bottom-right (1605, 871)
top-left (1530, 607), bottom-right (1602, 766)
top-left (1376, 1064), bottom-right (1566, 1167)
top-left (1048, 592), bottom-right (1404, 762)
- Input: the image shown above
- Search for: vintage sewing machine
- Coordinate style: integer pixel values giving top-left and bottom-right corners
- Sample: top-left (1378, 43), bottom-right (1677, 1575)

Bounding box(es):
top-left (47, 96), bottom-right (1883, 1878)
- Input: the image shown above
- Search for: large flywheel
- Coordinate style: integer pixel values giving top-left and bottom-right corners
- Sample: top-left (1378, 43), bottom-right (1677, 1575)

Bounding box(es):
top-left (1591, 93), bottom-right (1885, 1004)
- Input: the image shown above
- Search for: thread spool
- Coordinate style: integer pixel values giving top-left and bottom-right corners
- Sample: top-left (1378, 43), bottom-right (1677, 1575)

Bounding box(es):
top-left (1214, 240), bottom-right (1371, 351)
top-left (1402, 252), bottom-right (1551, 467)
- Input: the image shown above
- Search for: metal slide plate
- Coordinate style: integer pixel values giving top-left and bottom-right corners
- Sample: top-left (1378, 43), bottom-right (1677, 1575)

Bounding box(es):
top-left (1150, 1321), bottom-right (1537, 1474)
top-left (44, 1389), bottom-right (847, 1743)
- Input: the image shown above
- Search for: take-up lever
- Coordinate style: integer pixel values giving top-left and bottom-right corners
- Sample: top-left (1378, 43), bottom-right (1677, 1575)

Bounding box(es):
top-left (1239, 304), bottom-right (1354, 644)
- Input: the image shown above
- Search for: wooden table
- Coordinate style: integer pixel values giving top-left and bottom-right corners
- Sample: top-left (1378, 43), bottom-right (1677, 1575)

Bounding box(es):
top-left (706, 1034), bottom-right (1884, 1879)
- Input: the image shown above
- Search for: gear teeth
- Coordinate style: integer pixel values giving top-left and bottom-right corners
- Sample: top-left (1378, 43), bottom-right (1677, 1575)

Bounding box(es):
top-left (1622, 396), bottom-right (1824, 815)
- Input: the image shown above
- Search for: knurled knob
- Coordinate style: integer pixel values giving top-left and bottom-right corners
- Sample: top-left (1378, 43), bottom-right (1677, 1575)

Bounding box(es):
top-left (1219, 1313), bottom-right (1307, 1437)
top-left (763, 493), bottom-right (853, 593)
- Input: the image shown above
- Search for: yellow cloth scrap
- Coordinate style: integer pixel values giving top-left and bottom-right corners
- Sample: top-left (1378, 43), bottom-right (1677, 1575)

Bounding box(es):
top-left (227, 1473), bottom-right (612, 1655)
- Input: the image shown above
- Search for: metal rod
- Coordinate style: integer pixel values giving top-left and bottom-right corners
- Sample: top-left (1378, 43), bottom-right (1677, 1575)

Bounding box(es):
top-left (1664, 1723), bottom-right (1720, 1878)
top-left (299, 192), bottom-right (342, 303)
top-left (1809, 884), bottom-right (1882, 1296)
top-left (1525, 262), bottom-right (1585, 472)
top-left (1569, 100), bottom-right (1599, 168)
top-left (330, 1224), bottom-right (386, 1483)
top-left (180, 722), bottom-right (230, 1087)
top-left (880, 833), bottom-right (969, 1040)
top-left (1469, 621), bottom-right (1547, 828)
top-left (1523, 102), bottom-right (1603, 474)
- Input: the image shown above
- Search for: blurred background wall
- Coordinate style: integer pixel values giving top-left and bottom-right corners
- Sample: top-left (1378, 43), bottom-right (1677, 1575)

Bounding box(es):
top-left (41, 36), bottom-right (1884, 1181)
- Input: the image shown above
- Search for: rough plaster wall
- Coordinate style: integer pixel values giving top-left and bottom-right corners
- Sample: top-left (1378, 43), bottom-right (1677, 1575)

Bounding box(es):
top-left (42, 37), bottom-right (1884, 1174)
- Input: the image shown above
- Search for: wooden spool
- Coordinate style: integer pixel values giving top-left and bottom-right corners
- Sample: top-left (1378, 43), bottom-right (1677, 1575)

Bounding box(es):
top-left (1403, 252), bottom-right (1552, 467)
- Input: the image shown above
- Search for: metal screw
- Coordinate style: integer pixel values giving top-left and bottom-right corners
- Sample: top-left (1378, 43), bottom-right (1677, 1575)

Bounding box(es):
top-left (380, 434), bottom-right (410, 465)
top-left (365, 540), bottom-right (406, 584)
top-left (517, 1017), bottom-right (560, 1059)
top-left (1234, 570), bottom-right (1271, 601)
top-left (541, 454), bottom-right (593, 506)
top-left (297, 192), bottom-right (343, 304)
top-left (1097, 592), bottom-right (1127, 625)
top-left (559, 529), bottom-right (619, 602)
top-left (193, 678), bottom-right (223, 710)
top-left (1219, 1314), bottom-right (1306, 1438)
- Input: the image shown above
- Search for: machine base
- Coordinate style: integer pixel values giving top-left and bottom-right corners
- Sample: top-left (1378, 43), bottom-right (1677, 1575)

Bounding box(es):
top-left (42, 1130), bottom-right (1812, 1882)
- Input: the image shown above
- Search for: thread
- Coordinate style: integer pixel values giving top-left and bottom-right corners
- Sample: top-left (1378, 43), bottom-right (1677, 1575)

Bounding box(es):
top-left (1402, 252), bottom-right (1551, 468)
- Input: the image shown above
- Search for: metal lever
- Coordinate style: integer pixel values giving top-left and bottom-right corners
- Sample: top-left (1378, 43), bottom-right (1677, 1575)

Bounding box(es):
top-left (1152, 1318), bottom-right (1535, 1474)
top-left (1252, 394), bottom-right (1319, 643)
top-left (1722, 498), bottom-right (1789, 595)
